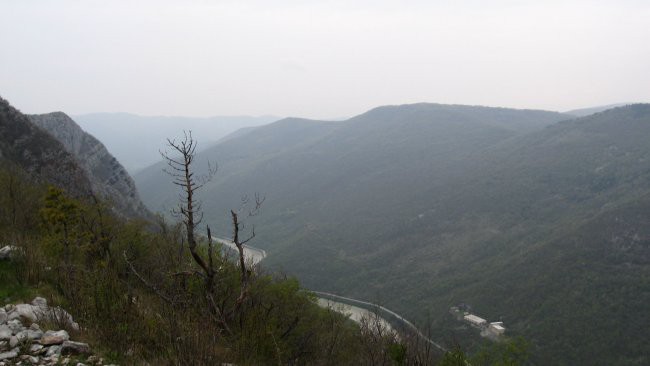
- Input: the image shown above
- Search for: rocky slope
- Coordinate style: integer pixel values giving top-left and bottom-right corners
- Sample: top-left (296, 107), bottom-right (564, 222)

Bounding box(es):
top-left (28, 112), bottom-right (150, 219)
top-left (0, 297), bottom-right (108, 365)
top-left (0, 97), bottom-right (91, 197)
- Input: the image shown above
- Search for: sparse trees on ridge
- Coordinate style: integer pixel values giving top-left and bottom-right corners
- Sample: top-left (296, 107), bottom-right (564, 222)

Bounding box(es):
top-left (157, 130), bottom-right (263, 331)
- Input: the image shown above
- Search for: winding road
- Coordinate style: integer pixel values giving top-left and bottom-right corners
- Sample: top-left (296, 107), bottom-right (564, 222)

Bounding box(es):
top-left (213, 237), bottom-right (267, 264)
top-left (214, 235), bottom-right (445, 352)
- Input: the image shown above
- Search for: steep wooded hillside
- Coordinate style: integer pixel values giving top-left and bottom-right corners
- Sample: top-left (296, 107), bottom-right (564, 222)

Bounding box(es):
top-left (135, 103), bottom-right (650, 365)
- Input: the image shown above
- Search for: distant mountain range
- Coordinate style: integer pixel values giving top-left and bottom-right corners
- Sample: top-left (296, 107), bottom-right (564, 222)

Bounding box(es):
top-left (135, 102), bottom-right (649, 365)
top-left (565, 103), bottom-right (631, 117)
top-left (73, 113), bottom-right (280, 172)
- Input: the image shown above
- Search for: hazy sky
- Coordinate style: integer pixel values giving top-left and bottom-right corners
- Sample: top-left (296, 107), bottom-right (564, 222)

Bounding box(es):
top-left (1, 0), bottom-right (649, 119)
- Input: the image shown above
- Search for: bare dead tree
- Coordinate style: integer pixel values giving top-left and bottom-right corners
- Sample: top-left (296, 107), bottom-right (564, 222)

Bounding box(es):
top-left (160, 131), bottom-right (217, 275)
top-left (124, 131), bottom-right (266, 337)
top-left (229, 192), bottom-right (265, 313)
top-left (123, 251), bottom-right (175, 304)
top-left (159, 131), bottom-right (226, 313)
top-left (159, 131), bottom-right (266, 330)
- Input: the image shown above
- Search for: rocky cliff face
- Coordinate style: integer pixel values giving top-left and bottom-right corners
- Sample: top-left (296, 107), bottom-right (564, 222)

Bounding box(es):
top-left (0, 97), bottom-right (91, 197)
top-left (28, 112), bottom-right (151, 219)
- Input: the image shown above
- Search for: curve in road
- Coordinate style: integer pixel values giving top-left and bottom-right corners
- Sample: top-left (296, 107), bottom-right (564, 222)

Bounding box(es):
top-left (212, 234), bottom-right (445, 352)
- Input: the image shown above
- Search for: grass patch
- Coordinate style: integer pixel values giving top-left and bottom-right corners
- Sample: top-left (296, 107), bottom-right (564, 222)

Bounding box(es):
top-left (0, 260), bottom-right (42, 303)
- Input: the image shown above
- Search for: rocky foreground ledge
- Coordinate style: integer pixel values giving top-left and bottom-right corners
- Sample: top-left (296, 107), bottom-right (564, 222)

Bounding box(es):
top-left (0, 297), bottom-right (114, 366)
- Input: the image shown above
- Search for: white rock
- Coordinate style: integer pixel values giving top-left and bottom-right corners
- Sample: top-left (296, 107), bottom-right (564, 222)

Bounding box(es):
top-left (31, 297), bottom-right (47, 308)
top-left (15, 304), bottom-right (37, 322)
top-left (34, 306), bottom-right (77, 330)
top-left (6, 319), bottom-right (23, 333)
top-left (0, 326), bottom-right (11, 340)
top-left (45, 345), bottom-right (61, 357)
top-left (0, 246), bottom-right (17, 260)
top-left (0, 350), bottom-right (18, 361)
top-left (8, 336), bottom-right (17, 349)
top-left (61, 341), bottom-right (90, 355)
top-left (27, 329), bottom-right (43, 340)
top-left (40, 330), bottom-right (69, 345)
top-left (29, 343), bottom-right (44, 353)
top-left (14, 330), bottom-right (28, 341)
top-left (0, 310), bottom-right (6, 325)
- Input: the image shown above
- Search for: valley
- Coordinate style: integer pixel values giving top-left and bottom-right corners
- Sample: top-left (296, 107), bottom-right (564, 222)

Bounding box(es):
top-left (135, 103), bottom-right (650, 365)
top-left (216, 233), bottom-right (445, 351)
top-left (3, 2), bottom-right (648, 364)
top-left (3, 94), bottom-right (648, 364)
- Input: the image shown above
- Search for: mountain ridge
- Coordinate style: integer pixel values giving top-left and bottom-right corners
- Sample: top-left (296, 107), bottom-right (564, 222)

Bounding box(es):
top-left (564, 103), bottom-right (633, 117)
top-left (74, 113), bottom-right (281, 172)
top-left (0, 97), bottom-right (92, 197)
top-left (28, 112), bottom-right (151, 219)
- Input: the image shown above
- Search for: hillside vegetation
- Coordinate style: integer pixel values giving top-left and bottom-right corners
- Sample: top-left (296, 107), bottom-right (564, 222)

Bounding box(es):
top-left (2, 97), bottom-right (538, 365)
top-left (0, 147), bottom-right (530, 366)
top-left (135, 103), bottom-right (650, 365)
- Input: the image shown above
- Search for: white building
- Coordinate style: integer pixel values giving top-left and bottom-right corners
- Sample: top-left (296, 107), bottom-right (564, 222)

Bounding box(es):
top-left (463, 314), bottom-right (487, 327)
top-left (489, 322), bottom-right (506, 335)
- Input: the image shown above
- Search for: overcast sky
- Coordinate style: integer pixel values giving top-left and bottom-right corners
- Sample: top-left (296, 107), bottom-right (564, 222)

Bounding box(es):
top-left (1, 0), bottom-right (649, 119)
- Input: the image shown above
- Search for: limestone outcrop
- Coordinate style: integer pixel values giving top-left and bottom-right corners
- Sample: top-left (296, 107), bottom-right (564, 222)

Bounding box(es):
top-left (28, 112), bottom-right (151, 219)
top-left (0, 297), bottom-right (112, 366)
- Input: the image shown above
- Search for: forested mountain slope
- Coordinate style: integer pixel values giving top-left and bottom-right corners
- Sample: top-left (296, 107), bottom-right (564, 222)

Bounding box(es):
top-left (135, 103), bottom-right (650, 364)
top-left (136, 103), bottom-right (569, 223)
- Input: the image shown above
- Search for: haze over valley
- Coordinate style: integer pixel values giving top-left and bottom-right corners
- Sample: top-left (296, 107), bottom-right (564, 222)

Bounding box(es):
top-left (74, 113), bottom-right (279, 172)
top-left (1, 1), bottom-right (649, 365)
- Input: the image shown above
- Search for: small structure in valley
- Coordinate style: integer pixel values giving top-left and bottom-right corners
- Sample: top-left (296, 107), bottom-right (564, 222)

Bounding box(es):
top-left (450, 304), bottom-right (506, 339)
top-left (488, 322), bottom-right (506, 335)
top-left (464, 314), bottom-right (487, 327)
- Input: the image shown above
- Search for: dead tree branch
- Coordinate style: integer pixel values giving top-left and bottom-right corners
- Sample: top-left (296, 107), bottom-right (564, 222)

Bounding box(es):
top-left (160, 131), bottom-right (217, 279)
top-left (123, 251), bottom-right (174, 305)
